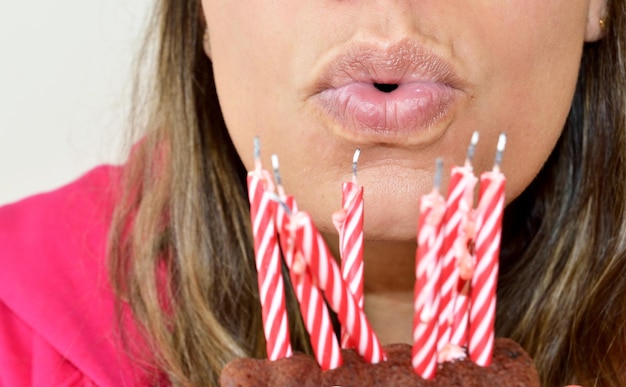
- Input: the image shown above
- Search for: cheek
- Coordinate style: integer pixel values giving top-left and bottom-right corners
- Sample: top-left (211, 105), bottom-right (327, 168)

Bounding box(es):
top-left (460, 2), bottom-right (587, 202)
top-left (202, 2), bottom-right (303, 170)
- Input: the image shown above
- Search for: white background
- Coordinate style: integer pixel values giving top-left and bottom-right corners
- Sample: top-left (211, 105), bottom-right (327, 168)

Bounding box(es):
top-left (0, 1), bottom-right (152, 206)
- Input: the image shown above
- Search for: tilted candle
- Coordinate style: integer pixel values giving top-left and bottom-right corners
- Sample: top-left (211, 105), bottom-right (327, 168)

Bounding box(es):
top-left (247, 140), bottom-right (292, 361)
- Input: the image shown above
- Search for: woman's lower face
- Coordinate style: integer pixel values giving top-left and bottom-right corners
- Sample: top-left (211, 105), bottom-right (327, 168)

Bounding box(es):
top-left (202, 0), bottom-right (599, 241)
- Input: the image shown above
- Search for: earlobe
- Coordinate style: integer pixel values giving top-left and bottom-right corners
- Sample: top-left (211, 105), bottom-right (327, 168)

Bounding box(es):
top-left (584, 0), bottom-right (608, 42)
top-left (203, 29), bottom-right (212, 59)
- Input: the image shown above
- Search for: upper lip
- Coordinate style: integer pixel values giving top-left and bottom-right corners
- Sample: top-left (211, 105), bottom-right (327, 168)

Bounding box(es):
top-left (310, 38), bottom-right (464, 94)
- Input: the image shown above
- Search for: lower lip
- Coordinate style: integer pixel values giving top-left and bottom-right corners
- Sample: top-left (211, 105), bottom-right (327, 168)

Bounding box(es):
top-left (314, 82), bottom-right (457, 138)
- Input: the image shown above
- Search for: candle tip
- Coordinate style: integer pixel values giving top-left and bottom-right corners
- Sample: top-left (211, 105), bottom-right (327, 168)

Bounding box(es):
top-left (467, 131), bottom-right (479, 162)
top-left (434, 158), bottom-right (444, 190)
top-left (271, 154), bottom-right (282, 186)
top-left (471, 131), bottom-right (480, 146)
top-left (496, 133), bottom-right (507, 152)
top-left (352, 149), bottom-right (361, 180)
top-left (495, 133), bottom-right (507, 167)
top-left (253, 136), bottom-right (261, 160)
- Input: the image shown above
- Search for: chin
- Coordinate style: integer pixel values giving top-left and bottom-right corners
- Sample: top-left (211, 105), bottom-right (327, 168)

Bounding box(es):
top-left (362, 202), bottom-right (421, 242)
top-left (357, 165), bottom-right (432, 241)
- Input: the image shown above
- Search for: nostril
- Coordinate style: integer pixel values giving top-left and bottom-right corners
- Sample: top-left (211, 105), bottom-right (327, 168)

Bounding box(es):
top-left (373, 83), bottom-right (399, 93)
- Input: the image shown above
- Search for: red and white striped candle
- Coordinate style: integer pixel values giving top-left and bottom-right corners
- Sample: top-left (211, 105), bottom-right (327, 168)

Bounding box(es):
top-left (291, 211), bottom-right (386, 365)
top-left (412, 159), bottom-right (446, 379)
top-left (438, 133), bottom-right (478, 356)
top-left (271, 155), bottom-right (342, 370)
top-left (247, 140), bottom-right (292, 361)
top-left (333, 149), bottom-right (365, 349)
top-left (469, 134), bottom-right (507, 367)
top-left (284, 229), bottom-right (343, 369)
top-left (449, 216), bottom-right (476, 350)
top-left (448, 183), bottom-right (479, 349)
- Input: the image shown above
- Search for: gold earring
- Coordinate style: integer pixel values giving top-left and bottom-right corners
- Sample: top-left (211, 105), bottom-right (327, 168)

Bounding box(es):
top-left (599, 17), bottom-right (607, 31)
top-left (202, 29), bottom-right (211, 58)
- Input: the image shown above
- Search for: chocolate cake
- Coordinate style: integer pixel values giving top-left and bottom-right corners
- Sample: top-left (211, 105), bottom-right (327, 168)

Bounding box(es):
top-left (219, 338), bottom-right (540, 386)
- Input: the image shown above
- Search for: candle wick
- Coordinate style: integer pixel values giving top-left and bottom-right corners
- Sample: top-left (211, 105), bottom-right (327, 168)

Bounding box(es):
top-left (271, 154), bottom-right (287, 197)
top-left (253, 136), bottom-right (263, 171)
top-left (271, 154), bottom-right (282, 185)
top-left (494, 133), bottom-right (507, 171)
top-left (352, 148), bottom-right (361, 183)
top-left (434, 157), bottom-right (444, 191)
top-left (254, 136), bottom-right (261, 160)
top-left (466, 131), bottom-right (479, 164)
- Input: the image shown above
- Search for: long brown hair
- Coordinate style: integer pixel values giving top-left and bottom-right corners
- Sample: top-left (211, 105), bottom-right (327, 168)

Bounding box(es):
top-left (109, 1), bottom-right (311, 385)
top-left (109, 1), bottom-right (626, 386)
top-left (498, 2), bottom-right (626, 386)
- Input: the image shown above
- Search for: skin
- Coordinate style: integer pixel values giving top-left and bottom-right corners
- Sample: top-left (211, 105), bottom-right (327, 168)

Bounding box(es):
top-left (202, 0), bottom-right (606, 344)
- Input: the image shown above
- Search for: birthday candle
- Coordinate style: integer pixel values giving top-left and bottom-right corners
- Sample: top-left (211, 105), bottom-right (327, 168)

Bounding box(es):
top-left (438, 132), bottom-right (479, 356)
top-left (333, 149), bottom-right (365, 349)
top-left (438, 134), bottom-right (478, 350)
top-left (291, 211), bottom-right (386, 365)
top-left (412, 159), bottom-right (446, 379)
top-left (285, 235), bottom-right (343, 370)
top-left (272, 155), bottom-right (342, 370)
top-left (247, 139), bottom-right (292, 361)
top-left (469, 134), bottom-right (507, 367)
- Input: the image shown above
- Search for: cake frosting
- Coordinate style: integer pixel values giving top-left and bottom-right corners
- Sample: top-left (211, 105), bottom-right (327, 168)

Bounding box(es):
top-left (220, 338), bottom-right (540, 387)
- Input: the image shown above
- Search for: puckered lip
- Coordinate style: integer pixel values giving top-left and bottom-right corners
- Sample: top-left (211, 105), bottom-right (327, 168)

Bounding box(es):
top-left (307, 38), bottom-right (466, 143)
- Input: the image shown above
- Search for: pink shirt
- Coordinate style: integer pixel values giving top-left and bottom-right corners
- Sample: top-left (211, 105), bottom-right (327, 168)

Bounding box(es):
top-left (0, 165), bottom-right (163, 386)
